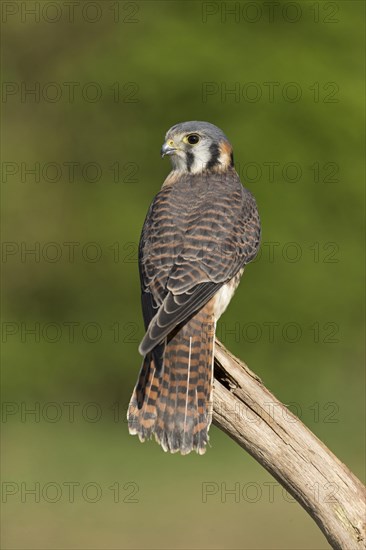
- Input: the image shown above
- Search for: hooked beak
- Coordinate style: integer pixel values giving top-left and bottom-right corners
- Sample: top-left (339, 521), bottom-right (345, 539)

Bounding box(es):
top-left (161, 140), bottom-right (177, 158)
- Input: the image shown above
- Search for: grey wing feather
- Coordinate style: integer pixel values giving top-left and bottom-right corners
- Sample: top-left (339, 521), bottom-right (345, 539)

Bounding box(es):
top-left (138, 281), bottom-right (222, 355)
top-left (138, 169), bottom-right (261, 356)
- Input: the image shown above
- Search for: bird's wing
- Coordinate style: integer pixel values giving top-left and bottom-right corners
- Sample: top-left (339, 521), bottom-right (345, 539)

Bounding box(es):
top-left (138, 170), bottom-right (261, 356)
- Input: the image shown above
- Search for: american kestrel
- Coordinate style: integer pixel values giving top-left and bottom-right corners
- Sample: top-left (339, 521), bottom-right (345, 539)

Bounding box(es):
top-left (128, 121), bottom-right (261, 455)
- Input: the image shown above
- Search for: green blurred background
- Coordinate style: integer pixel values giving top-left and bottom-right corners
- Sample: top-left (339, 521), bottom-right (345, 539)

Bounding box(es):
top-left (1, 1), bottom-right (364, 548)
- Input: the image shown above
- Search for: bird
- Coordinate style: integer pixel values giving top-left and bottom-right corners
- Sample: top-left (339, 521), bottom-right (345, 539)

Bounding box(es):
top-left (127, 121), bottom-right (261, 455)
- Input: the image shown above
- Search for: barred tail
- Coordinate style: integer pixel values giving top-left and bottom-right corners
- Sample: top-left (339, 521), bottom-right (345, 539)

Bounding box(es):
top-left (127, 307), bottom-right (215, 455)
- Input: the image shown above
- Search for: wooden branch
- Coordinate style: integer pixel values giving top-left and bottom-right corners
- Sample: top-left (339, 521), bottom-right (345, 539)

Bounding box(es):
top-left (213, 339), bottom-right (365, 550)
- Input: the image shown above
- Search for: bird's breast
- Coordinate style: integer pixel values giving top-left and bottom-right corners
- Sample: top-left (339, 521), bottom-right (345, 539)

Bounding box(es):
top-left (210, 268), bottom-right (245, 320)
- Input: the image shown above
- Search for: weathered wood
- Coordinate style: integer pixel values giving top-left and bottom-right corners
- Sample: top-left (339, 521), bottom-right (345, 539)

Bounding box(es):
top-left (213, 339), bottom-right (366, 550)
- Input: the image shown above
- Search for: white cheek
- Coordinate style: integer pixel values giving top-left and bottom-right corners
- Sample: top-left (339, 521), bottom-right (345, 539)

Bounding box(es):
top-left (190, 147), bottom-right (211, 174)
top-left (170, 153), bottom-right (187, 171)
top-left (169, 144), bottom-right (212, 173)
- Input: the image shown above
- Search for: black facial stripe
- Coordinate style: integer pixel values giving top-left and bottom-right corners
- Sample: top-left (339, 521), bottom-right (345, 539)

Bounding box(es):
top-left (230, 152), bottom-right (234, 167)
top-left (206, 143), bottom-right (220, 170)
top-left (186, 151), bottom-right (194, 172)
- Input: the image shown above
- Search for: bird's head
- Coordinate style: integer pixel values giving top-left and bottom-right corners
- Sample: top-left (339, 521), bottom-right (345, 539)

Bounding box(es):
top-left (161, 121), bottom-right (234, 174)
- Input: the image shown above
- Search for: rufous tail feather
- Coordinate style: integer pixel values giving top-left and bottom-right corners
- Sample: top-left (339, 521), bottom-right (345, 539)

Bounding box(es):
top-left (128, 307), bottom-right (215, 455)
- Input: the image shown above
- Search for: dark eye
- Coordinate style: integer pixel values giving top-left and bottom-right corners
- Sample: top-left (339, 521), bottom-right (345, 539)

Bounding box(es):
top-left (187, 134), bottom-right (200, 145)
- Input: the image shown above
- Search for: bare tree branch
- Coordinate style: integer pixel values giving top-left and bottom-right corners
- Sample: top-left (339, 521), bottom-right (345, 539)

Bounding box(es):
top-left (213, 339), bottom-right (365, 550)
